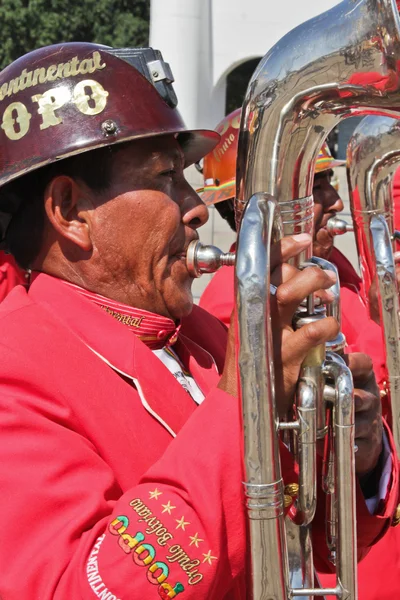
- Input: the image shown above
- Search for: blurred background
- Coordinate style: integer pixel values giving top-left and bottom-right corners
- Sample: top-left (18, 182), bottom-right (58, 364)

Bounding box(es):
top-left (0, 0), bottom-right (358, 299)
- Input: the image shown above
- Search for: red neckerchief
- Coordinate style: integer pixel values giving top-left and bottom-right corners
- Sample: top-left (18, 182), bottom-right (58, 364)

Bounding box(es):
top-left (57, 279), bottom-right (180, 350)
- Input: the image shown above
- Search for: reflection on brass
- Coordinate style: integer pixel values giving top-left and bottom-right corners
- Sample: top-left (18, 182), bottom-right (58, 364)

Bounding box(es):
top-left (284, 495), bottom-right (293, 508)
top-left (392, 504), bottom-right (400, 527)
top-left (301, 344), bottom-right (325, 368)
top-left (284, 483), bottom-right (299, 498)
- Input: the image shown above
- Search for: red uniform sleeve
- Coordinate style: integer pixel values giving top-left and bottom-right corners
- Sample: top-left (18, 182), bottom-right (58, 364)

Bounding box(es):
top-left (393, 166), bottom-right (400, 232)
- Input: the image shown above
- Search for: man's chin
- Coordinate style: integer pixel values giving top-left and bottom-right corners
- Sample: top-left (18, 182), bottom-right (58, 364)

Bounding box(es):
top-left (313, 229), bottom-right (335, 260)
top-left (167, 286), bottom-right (194, 321)
top-left (164, 261), bottom-right (195, 319)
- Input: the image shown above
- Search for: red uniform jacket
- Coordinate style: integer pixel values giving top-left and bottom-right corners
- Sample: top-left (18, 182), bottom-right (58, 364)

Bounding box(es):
top-left (393, 167), bottom-right (400, 231)
top-left (0, 273), bottom-right (397, 599)
top-left (200, 245), bottom-right (400, 600)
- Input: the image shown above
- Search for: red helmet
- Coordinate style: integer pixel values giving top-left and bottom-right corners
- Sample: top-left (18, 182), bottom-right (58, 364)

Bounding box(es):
top-left (0, 42), bottom-right (219, 189)
top-left (198, 106), bottom-right (343, 205)
top-left (197, 108), bottom-right (241, 206)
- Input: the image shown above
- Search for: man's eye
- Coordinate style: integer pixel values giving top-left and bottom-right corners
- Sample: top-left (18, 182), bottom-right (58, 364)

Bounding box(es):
top-left (161, 169), bottom-right (176, 178)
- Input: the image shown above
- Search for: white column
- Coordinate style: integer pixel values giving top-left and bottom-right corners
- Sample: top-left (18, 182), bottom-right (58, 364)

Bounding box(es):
top-left (150, 0), bottom-right (214, 129)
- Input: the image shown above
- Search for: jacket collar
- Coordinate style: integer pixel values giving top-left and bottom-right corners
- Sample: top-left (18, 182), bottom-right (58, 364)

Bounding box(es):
top-left (28, 273), bottom-right (220, 436)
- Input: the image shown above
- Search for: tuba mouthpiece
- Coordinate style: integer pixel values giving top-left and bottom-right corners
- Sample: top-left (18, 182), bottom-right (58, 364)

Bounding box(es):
top-left (326, 217), bottom-right (353, 236)
top-left (185, 240), bottom-right (235, 278)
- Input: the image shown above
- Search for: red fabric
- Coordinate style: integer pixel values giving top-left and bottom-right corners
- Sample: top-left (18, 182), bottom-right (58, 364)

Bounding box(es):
top-left (0, 273), bottom-right (395, 599)
top-left (0, 250), bottom-right (25, 302)
top-left (199, 244), bottom-right (236, 329)
top-left (200, 245), bottom-right (400, 600)
top-left (393, 167), bottom-right (400, 233)
top-left (60, 277), bottom-right (180, 348)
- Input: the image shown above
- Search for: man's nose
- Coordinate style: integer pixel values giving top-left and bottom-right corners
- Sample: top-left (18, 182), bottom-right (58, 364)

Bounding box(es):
top-left (326, 184), bottom-right (344, 213)
top-left (182, 190), bottom-right (209, 229)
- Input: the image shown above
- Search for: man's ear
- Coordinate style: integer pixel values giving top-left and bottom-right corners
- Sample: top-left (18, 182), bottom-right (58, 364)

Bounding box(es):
top-left (43, 175), bottom-right (93, 252)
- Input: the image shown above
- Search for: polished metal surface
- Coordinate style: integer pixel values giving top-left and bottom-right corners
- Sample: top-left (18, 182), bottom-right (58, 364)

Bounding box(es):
top-left (236, 0), bottom-right (400, 265)
top-left (186, 1), bottom-right (400, 597)
top-left (326, 217), bottom-right (354, 236)
top-left (311, 258), bottom-right (347, 354)
top-left (233, 4), bottom-right (400, 592)
top-left (187, 237), bottom-right (356, 599)
top-left (347, 115), bottom-right (400, 455)
top-left (236, 192), bottom-right (288, 600)
top-left (323, 353), bottom-right (357, 600)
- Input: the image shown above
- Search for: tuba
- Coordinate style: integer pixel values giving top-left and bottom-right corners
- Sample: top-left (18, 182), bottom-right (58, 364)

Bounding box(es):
top-left (187, 0), bottom-right (400, 598)
top-left (330, 115), bottom-right (400, 455)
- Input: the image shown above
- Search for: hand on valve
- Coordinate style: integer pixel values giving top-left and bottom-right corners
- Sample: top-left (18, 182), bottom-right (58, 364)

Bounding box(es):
top-left (218, 233), bottom-right (383, 482)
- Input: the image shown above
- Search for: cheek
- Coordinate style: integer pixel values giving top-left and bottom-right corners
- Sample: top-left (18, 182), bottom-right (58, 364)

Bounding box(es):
top-left (96, 200), bottom-right (172, 253)
top-left (91, 193), bottom-right (183, 285)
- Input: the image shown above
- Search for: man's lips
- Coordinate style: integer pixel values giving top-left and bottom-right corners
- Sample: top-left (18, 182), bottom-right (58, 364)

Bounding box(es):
top-left (318, 213), bottom-right (337, 234)
top-left (171, 236), bottom-right (199, 260)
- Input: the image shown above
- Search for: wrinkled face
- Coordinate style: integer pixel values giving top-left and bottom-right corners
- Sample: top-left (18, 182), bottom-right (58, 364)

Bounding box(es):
top-left (312, 169), bottom-right (344, 260)
top-left (88, 136), bottom-right (208, 320)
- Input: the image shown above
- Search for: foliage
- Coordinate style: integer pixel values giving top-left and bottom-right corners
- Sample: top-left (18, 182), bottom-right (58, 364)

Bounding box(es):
top-left (0, 0), bottom-right (150, 69)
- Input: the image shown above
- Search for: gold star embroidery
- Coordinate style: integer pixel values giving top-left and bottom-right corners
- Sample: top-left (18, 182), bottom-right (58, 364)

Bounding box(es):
top-left (189, 532), bottom-right (204, 548)
top-left (149, 488), bottom-right (162, 500)
top-left (161, 501), bottom-right (176, 515)
top-left (202, 550), bottom-right (217, 565)
top-left (175, 516), bottom-right (190, 531)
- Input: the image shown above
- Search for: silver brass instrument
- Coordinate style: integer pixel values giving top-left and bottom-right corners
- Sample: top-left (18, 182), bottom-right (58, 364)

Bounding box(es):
top-left (187, 1), bottom-right (400, 598)
top-left (345, 115), bottom-right (400, 455)
top-left (326, 218), bottom-right (353, 236)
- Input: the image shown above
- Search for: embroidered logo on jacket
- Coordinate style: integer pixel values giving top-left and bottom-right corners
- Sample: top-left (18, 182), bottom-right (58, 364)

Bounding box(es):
top-left (109, 515), bottom-right (184, 598)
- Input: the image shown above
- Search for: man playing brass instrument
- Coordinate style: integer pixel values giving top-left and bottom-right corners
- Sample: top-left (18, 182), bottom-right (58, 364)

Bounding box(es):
top-left (199, 108), bottom-right (400, 600)
top-left (0, 46), bottom-right (397, 600)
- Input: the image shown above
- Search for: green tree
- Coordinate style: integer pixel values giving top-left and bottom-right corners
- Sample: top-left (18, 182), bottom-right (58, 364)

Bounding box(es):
top-left (0, 0), bottom-right (150, 69)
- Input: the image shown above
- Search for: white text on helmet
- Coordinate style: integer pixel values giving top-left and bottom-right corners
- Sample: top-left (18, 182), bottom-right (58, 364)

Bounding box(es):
top-left (213, 112), bottom-right (240, 162)
top-left (0, 80), bottom-right (109, 140)
top-left (0, 51), bottom-right (106, 103)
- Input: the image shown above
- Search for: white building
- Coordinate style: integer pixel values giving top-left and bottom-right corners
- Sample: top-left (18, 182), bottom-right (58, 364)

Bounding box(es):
top-left (150, 0), bottom-right (340, 130)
